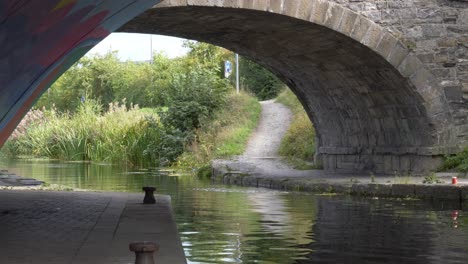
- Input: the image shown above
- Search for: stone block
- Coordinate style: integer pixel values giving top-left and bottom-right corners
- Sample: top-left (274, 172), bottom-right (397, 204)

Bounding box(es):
top-left (350, 184), bottom-right (368, 195)
top-left (325, 155), bottom-right (337, 170)
top-left (252, 0), bottom-right (267, 11)
top-left (324, 4), bottom-right (344, 31)
top-left (366, 184), bottom-right (382, 196)
top-left (375, 32), bottom-right (398, 59)
top-left (187, 0), bottom-right (212, 6)
top-left (301, 181), bottom-right (317, 192)
top-left (462, 82), bottom-right (468, 93)
top-left (338, 10), bottom-right (358, 37)
top-left (223, 0), bottom-right (240, 8)
top-left (414, 184), bottom-right (434, 199)
top-left (316, 183), bottom-right (334, 193)
top-left (361, 22), bottom-right (383, 50)
top-left (392, 156), bottom-right (400, 171)
top-left (329, 183), bottom-right (351, 194)
top-left (295, 0), bottom-right (314, 21)
top-left (242, 176), bottom-right (255, 187)
top-left (169, 0), bottom-right (188, 6)
top-left (437, 37), bottom-right (458, 48)
top-left (444, 86), bottom-right (463, 102)
top-left (350, 16), bottom-right (372, 42)
top-left (387, 42), bottom-right (410, 68)
top-left (397, 55), bottom-right (424, 78)
top-left (282, 0), bottom-right (299, 16)
top-left (310, 0), bottom-right (329, 25)
top-left (461, 186), bottom-right (468, 200)
top-left (373, 184), bottom-right (392, 197)
top-left (391, 184), bottom-right (416, 197)
top-left (432, 185), bottom-right (461, 200)
top-left (269, 178), bottom-right (281, 189)
top-left (410, 68), bottom-right (437, 101)
top-left (257, 178), bottom-right (271, 188)
top-left (268, 0), bottom-right (283, 13)
top-left (238, 0), bottom-right (253, 9)
top-left (383, 155), bottom-right (394, 173)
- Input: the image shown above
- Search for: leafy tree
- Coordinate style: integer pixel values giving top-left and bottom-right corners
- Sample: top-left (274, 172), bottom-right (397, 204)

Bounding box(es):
top-left (238, 56), bottom-right (284, 100)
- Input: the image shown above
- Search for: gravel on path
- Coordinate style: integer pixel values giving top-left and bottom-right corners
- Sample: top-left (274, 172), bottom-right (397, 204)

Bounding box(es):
top-left (214, 99), bottom-right (319, 178)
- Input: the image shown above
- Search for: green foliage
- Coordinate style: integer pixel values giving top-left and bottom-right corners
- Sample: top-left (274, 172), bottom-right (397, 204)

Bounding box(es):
top-left (423, 173), bottom-right (443, 184)
top-left (3, 100), bottom-right (188, 167)
top-left (238, 57), bottom-right (284, 100)
top-left (197, 165), bottom-right (213, 178)
top-left (4, 42), bottom-right (267, 169)
top-left (439, 148), bottom-right (468, 173)
top-left (175, 92), bottom-right (261, 171)
top-left (162, 66), bottom-right (229, 132)
top-left (276, 89), bottom-right (316, 163)
top-left (36, 51), bottom-right (174, 112)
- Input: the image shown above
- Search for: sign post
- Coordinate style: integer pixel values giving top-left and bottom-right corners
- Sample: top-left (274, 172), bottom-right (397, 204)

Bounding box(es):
top-left (236, 54), bottom-right (240, 94)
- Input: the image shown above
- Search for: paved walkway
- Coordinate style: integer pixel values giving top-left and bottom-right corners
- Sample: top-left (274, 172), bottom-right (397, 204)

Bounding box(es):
top-left (0, 190), bottom-right (186, 264)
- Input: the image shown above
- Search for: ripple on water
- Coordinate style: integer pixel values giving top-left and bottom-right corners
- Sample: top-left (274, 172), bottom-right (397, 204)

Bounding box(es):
top-left (2, 158), bottom-right (468, 264)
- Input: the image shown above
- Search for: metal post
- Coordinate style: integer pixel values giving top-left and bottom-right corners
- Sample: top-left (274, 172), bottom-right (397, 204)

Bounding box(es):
top-left (150, 35), bottom-right (153, 64)
top-left (142, 187), bottom-right (156, 204)
top-left (129, 241), bottom-right (159, 264)
top-left (236, 53), bottom-right (240, 94)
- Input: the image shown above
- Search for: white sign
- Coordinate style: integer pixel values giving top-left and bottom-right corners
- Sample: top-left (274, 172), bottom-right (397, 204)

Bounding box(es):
top-left (224, 60), bottom-right (232, 78)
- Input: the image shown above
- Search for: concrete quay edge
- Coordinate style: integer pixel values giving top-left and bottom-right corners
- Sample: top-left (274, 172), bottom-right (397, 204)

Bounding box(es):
top-left (212, 165), bottom-right (468, 203)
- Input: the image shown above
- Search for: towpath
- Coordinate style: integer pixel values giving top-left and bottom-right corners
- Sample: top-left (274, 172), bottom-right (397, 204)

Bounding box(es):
top-left (214, 99), bottom-right (322, 178)
top-left (212, 99), bottom-right (468, 201)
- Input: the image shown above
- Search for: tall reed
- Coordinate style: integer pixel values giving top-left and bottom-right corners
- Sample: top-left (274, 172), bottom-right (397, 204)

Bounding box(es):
top-left (1, 99), bottom-right (167, 167)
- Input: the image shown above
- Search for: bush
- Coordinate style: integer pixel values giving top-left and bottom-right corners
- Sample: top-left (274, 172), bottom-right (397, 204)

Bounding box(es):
top-left (439, 148), bottom-right (468, 173)
top-left (175, 92), bottom-right (261, 171)
top-left (238, 57), bottom-right (284, 100)
top-left (276, 89), bottom-right (316, 162)
top-left (162, 101), bottom-right (209, 132)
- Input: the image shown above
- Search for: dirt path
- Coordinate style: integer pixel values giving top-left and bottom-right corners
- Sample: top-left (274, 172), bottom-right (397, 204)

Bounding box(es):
top-left (243, 100), bottom-right (293, 158)
top-left (213, 99), bottom-right (319, 178)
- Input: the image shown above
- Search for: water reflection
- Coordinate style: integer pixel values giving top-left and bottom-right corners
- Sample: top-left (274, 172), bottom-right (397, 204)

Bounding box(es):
top-left (1, 158), bottom-right (468, 263)
top-left (301, 198), bottom-right (467, 264)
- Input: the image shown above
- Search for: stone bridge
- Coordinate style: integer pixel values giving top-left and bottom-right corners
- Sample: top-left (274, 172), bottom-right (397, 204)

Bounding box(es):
top-left (0, 0), bottom-right (467, 174)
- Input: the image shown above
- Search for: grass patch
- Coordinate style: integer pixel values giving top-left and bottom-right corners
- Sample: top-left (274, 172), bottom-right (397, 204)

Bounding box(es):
top-left (439, 148), bottom-right (468, 173)
top-left (394, 175), bottom-right (412, 184)
top-left (283, 157), bottom-right (318, 170)
top-left (175, 91), bottom-right (261, 171)
top-left (422, 173), bottom-right (443, 184)
top-left (275, 89), bottom-right (316, 168)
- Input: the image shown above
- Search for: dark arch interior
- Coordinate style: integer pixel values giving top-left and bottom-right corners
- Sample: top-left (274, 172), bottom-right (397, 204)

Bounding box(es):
top-left (119, 6), bottom-right (435, 171)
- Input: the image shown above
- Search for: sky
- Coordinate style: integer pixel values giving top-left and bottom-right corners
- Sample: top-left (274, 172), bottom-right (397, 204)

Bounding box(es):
top-left (87, 33), bottom-right (190, 61)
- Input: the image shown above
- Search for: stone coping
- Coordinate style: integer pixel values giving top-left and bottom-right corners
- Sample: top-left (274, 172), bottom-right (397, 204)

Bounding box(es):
top-left (212, 166), bottom-right (468, 202)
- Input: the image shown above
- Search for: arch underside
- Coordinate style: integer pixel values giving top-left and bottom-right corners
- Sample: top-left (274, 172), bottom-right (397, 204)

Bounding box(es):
top-left (121, 6), bottom-right (442, 173)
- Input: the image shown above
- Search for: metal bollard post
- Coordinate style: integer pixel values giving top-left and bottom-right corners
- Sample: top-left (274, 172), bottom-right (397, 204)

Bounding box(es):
top-left (129, 241), bottom-right (159, 264)
top-left (142, 187), bottom-right (156, 204)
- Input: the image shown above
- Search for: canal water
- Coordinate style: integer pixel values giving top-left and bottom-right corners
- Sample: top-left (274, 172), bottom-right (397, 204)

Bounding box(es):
top-left (1, 158), bottom-right (468, 264)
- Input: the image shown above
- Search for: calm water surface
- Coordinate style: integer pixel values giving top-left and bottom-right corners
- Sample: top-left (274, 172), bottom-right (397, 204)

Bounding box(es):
top-left (1, 158), bottom-right (468, 264)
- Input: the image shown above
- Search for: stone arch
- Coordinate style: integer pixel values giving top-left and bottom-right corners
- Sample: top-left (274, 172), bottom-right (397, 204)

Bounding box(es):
top-left (119, 0), bottom-right (453, 173)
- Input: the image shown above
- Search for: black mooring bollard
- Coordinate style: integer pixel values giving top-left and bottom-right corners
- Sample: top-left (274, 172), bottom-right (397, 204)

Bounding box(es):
top-left (129, 241), bottom-right (159, 264)
top-left (142, 186), bottom-right (156, 204)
